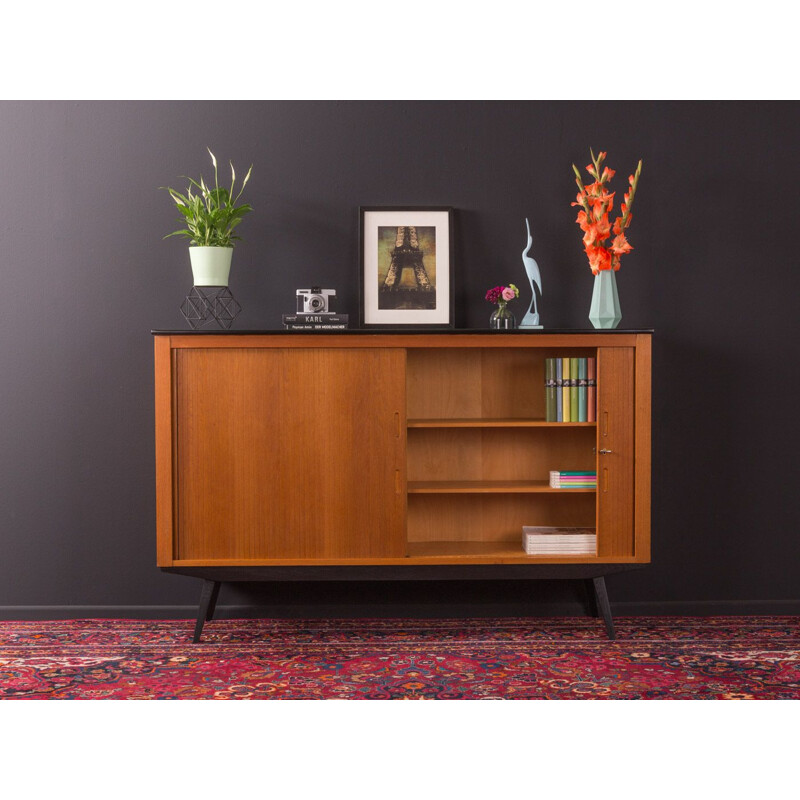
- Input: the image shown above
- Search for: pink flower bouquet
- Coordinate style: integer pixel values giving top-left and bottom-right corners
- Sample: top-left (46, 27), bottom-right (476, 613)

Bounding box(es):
top-left (486, 284), bottom-right (519, 305)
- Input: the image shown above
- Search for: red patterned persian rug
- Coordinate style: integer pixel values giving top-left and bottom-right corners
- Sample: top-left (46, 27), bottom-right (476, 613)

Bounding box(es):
top-left (1, 616), bottom-right (798, 699)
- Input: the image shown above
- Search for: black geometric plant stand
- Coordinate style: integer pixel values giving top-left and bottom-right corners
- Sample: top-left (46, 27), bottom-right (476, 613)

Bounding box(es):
top-left (180, 286), bottom-right (242, 330)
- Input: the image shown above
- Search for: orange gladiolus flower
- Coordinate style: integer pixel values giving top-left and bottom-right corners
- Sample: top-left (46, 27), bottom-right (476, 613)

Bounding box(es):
top-left (584, 245), bottom-right (612, 274)
top-left (610, 233), bottom-right (633, 255)
top-left (588, 191), bottom-right (614, 210)
top-left (572, 150), bottom-right (642, 274)
top-left (583, 226), bottom-right (604, 248)
top-left (593, 214), bottom-right (611, 240)
top-left (584, 182), bottom-right (614, 213)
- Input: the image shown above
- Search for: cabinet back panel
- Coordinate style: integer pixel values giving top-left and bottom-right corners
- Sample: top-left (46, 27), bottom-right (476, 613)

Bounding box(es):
top-left (407, 494), bottom-right (596, 543)
top-left (407, 428), bottom-right (596, 482)
top-left (407, 347), bottom-right (596, 420)
top-left (480, 349), bottom-right (542, 418)
top-left (407, 349), bottom-right (483, 418)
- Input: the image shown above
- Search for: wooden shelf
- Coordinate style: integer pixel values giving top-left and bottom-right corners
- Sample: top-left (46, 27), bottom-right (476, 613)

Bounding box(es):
top-left (406, 541), bottom-right (598, 561)
top-left (407, 417), bottom-right (596, 428)
top-left (407, 480), bottom-right (596, 494)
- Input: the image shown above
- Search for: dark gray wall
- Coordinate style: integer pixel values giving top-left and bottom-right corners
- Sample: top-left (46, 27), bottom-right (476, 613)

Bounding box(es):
top-left (1, 101), bottom-right (798, 616)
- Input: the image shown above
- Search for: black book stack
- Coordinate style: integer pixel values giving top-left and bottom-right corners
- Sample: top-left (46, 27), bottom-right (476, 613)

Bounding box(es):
top-left (282, 314), bottom-right (349, 330)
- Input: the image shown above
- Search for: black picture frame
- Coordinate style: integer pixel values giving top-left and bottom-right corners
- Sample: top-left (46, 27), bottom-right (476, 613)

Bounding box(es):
top-left (359, 206), bottom-right (454, 329)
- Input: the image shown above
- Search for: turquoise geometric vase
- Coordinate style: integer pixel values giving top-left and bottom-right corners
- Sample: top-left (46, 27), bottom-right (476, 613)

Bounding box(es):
top-left (588, 270), bottom-right (622, 329)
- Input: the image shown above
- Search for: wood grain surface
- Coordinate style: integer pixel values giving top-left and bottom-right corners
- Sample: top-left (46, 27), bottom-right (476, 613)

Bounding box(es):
top-left (174, 347), bottom-right (406, 560)
top-left (407, 493), bottom-right (597, 543)
top-left (596, 347), bottom-right (635, 557)
top-left (154, 336), bottom-right (175, 566)
top-left (155, 334), bottom-right (650, 567)
top-left (407, 426), bottom-right (596, 483)
top-left (634, 334), bottom-right (652, 561)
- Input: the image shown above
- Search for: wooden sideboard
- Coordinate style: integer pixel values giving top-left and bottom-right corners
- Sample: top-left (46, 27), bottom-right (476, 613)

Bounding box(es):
top-left (154, 330), bottom-right (651, 639)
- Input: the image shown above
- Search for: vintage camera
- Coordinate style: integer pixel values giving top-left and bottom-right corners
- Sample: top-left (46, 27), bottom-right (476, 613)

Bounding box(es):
top-left (296, 287), bottom-right (336, 314)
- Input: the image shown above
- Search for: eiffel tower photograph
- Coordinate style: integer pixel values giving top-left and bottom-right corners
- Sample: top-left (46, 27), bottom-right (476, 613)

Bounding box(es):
top-left (378, 225), bottom-right (437, 310)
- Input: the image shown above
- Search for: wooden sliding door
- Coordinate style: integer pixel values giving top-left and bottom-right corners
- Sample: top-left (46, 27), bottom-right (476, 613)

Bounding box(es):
top-left (174, 347), bottom-right (406, 560)
top-left (596, 347), bottom-right (635, 557)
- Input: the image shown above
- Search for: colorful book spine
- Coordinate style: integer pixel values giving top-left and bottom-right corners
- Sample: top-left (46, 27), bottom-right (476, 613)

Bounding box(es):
top-left (562, 358), bottom-right (571, 422)
top-left (578, 358), bottom-right (587, 422)
top-left (570, 357), bottom-right (579, 422)
top-left (544, 358), bottom-right (556, 422)
top-left (587, 357), bottom-right (596, 423)
top-left (556, 358), bottom-right (563, 422)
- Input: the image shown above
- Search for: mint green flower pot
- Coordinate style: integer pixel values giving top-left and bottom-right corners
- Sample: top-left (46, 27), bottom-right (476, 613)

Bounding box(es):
top-left (189, 246), bottom-right (233, 287)
top-left (589, 270), bottom-right (621, 329)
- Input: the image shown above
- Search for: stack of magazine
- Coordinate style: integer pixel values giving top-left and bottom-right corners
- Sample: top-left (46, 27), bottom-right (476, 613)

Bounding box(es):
top-left (549, 471), bottom-right (597, 489)
top-left (522, 526), bottom-right (597, 555)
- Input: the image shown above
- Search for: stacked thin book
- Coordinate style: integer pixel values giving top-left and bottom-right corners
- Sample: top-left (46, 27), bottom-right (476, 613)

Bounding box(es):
top-left (522, 526), bottom-right (597, 555)
top-left (549, 470), bottom-right (597, 489)
top-left (283, 314), bottom-right (349, 330)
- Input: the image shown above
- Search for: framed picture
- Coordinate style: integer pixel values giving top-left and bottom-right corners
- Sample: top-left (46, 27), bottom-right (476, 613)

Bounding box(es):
top-left (359, 206), bottom-right (454, 328)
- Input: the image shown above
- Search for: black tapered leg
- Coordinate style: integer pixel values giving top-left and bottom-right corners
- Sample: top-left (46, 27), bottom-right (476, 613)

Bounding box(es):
top-left (193, 579), bottom-right (221, 643)
top-left (206, 581), bottom-right (221, 621)
top-left (592, 576), bottom-right (616, 640)
top-left (583, 579), bottom-right (599, 618)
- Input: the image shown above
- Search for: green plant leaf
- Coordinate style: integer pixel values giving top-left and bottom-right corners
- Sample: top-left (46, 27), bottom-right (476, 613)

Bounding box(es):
top-left (162, 153), bottom-right (252, 249)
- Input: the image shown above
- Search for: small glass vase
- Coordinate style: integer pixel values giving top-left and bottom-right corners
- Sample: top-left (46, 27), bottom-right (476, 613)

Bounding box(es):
top-left (490, 301), bottom-right (516, 330)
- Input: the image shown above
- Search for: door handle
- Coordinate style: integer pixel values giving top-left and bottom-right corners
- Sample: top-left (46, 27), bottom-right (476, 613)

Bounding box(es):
top-left (599, 449), bottom-right (613, 455)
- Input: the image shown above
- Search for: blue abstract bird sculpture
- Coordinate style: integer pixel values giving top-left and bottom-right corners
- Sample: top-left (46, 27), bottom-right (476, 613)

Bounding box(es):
top-left (520, 218), bottom-right (542, 328)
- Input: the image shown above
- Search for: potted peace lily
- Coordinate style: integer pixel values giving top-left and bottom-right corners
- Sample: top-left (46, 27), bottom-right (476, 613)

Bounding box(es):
top-left (162, 148), bottom-right (253, 286)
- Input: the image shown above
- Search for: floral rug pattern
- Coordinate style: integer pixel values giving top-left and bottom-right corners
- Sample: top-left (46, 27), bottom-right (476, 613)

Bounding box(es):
top-left (1, 617), bottom-right (798, 699)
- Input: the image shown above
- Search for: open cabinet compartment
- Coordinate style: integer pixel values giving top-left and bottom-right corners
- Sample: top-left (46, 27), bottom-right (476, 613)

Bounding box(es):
top-left (406, 346), bottom-right (597, 422)
top-left (405, 346), bottom-right (601, 560)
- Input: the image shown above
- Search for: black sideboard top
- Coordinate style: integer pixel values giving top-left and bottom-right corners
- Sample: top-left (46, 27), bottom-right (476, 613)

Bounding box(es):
top-left (151, 328), bottom-right (654, 336)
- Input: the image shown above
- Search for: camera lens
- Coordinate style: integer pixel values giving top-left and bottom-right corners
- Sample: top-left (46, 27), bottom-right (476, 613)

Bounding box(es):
top-left (308, 295), bottom-right (325, 311)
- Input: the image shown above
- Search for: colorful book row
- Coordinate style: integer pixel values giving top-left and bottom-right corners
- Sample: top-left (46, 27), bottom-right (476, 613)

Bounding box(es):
top-left (544, 357), bottom-right (596, 422)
